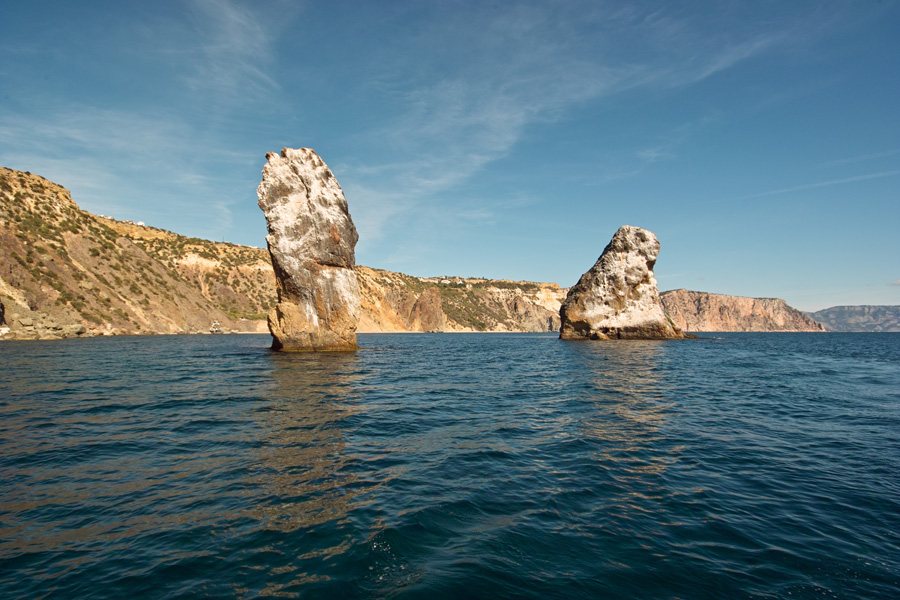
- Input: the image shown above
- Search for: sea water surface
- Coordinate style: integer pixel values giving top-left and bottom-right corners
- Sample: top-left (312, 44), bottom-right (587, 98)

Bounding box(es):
top-left (1, 333), bottom-right (898, 599)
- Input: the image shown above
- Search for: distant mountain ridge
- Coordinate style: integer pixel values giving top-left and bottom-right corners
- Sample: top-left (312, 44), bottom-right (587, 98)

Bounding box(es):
top-left (807, 306), bottom-right (900, 332)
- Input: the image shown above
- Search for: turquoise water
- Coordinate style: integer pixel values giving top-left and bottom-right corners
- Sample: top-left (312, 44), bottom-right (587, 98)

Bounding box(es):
top-left (1, 333), bottom-right (898, 598)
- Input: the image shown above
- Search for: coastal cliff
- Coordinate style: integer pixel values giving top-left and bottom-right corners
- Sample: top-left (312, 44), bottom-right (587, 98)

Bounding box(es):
top-left (357, 267), bottom-right (565, 333)
top-left (661, 289), bottom-right (825, 332)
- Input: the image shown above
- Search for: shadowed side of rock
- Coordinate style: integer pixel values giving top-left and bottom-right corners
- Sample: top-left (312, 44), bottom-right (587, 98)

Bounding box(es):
top-left (559, 225), bottom-right (686, 340)
top-left (258, 148), bottom-right (360, 351)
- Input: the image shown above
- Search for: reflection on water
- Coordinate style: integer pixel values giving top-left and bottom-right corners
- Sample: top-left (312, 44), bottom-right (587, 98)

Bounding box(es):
top-left (250, 352), bottom-right (368, 534)
top-left (570, 340), bottom-right (670, 454)
top-left (565, 341), bottom-right (678, 525)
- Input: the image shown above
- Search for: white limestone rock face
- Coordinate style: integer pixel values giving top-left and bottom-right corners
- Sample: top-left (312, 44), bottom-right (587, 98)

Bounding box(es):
top-left (559, 225), bottom-right (685, 340)
top-left (257, 148), bottom-right (360, 351)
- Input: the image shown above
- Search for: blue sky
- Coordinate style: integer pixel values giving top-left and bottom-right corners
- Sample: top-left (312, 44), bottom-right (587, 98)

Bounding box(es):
top-left (1, 1), bottom-right (897, 311)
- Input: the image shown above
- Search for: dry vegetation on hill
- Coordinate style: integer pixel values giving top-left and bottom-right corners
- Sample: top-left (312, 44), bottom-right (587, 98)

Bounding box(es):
top-left (356, 267), bottom-right (565, 333)
top-left (0, 167), bottom-right (274, 339)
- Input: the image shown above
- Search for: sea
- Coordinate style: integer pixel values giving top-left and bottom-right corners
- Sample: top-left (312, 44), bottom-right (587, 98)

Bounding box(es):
top-left (1, 332), bottom-right (898, 599)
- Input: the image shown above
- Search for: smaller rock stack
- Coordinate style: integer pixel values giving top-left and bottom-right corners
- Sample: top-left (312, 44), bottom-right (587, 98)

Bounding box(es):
top-left (559, 225), bottom-right (686, 340)
top-left (257, 148), bottom-right (361, 351)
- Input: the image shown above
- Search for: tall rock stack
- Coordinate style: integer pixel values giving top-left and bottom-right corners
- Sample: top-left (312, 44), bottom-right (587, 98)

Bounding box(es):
top-left (560, 225), bottom-right (686, 340)
top-left (257, 148), bottom-right (361, 351)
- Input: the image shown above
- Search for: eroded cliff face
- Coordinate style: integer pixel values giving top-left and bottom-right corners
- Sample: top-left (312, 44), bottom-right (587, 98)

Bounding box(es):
top-left (356, 267), bottom-right (565, 333)
top-left (661, 289), bottom-right (825, 332)
top-left (257, 148), bottom-right (360, 351)
top-left (560, 225), bottom-right (684, 340)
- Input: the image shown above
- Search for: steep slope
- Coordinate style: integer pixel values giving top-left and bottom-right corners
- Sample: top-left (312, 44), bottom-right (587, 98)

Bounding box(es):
top-left (96, 217), bottom-right (276, 325)
top-left (661, 289), bottom-right (825, 332)
top-left (808, 306), bottom-right (900, 332)
top-left (0, 167), bottom-right (274, 339)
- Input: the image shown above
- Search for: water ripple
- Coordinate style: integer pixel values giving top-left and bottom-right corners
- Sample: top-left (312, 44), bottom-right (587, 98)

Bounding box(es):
top-left (1, 333), bottom-right (898, 598)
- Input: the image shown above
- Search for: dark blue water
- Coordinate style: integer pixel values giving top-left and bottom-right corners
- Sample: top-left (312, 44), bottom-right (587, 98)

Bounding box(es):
top-left (1, 333), bottom-right (898, 599)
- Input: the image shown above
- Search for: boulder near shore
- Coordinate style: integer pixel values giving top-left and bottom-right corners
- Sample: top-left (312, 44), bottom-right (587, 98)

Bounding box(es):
top-left (257, 148), bottom-right (361, 351)
top-left (559, 225), bottom-right (686, 340)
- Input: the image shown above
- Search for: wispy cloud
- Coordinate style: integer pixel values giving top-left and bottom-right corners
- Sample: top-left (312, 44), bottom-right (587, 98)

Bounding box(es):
top-left (0, 0), bottom-right (286, 240)
top-left (740, 170), bottom-right (900, 200)
top-left (340, 182), bottom-right (412, 254)
top-left (346, 3), bottom-right (802, 230)
top-left (891, 280), bottom-right (900, 287)
top-left (635, 147), bottom-right (673, 163)
top-left (181, 0), bottom-right (280, 101)
top-left (0, 107), bottom-right (251, 236)
top-left (632, 117), bottom-right (716, 165)
top-left (816, 149), bottom-right (900, 169)
top-left (671, 32), bottom-right (786, 87)
top-left (457, 208), bottom-right (496, 224)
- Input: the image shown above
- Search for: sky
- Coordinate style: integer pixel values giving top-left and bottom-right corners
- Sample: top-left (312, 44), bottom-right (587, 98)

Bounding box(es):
top-left (1, 1), bottom-right (898, 311)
